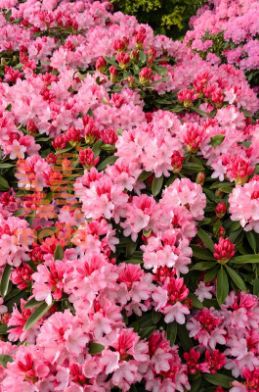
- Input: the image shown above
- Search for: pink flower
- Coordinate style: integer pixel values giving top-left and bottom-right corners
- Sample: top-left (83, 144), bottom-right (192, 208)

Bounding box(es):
top-left (187, 308), bottom-right (226, 348)
top-left (32, 256), bottom-right (68, 305)
top-left (121, 195), bottom-right (156, 241)
top-left (229, 177), bottom-right (259, 232)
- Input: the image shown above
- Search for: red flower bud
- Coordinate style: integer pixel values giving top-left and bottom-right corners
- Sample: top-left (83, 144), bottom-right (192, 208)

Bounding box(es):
top-left (79, 148), bottom-right (99, 168)
top-left (109, 66), bottom-right (118, 83)
top-left (116, 52), bottom-right (130, 69)
top-left (214, 237), bottom-right (235, 264)
top-left (95, 56), bottom-right (106, 73)
top-left (215, 201), bottom-right (227, 218)
top-left (171, 151), bottom-right (184, 173)
top-left (113, 37), bottom-right (129, 52)
top-left (139, 67), bottom-right (153, 85)
top-left (196, 172), bottom-right (205, 186)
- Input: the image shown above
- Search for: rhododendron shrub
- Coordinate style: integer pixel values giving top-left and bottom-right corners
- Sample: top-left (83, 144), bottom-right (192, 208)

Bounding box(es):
top-left (0, 0), bottom-right (258, 391)
top-left (185, 0), bottom-right (259, 90)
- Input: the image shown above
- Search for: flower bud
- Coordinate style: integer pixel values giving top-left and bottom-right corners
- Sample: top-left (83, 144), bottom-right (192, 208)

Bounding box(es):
top-left (171, 151), bottom-right (184, 173)
top-left (116, 52), bottom-right (130, 69)
top-left (196, 172), bottom-right (205, 186)
top-left (127, 76), bottom-right (135, 88)
top-left (79, 148), bottom-right (100, 168)
top-left (95, 56), bottom-right (106, 73)
top-left (113, 37), bottom-right (129, 52)
top-left (215, 201), bottom-right (227, 218)
top-left (109, 66), bottom-right (118, 83)
top-left (139, 67), bottom-right (153, 85)
top-left (214, 237), bottom-right (235, 264)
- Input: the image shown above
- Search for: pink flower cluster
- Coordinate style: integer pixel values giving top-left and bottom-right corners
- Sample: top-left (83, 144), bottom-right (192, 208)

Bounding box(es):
top-left (0, 0), bottom-right (258, 391)
top-left (185, 0), bottom-right (259, 80)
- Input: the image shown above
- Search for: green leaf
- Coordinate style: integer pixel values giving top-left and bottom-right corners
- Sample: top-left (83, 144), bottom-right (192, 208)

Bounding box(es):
top-left (101, 144), bottom-right (116, 153)
top-left (0, 265), bottom-right (12, 297)
top-left (204, 373), bottom-right (234, 388)
top-left (209, 134), bottom-right (225, 147)
top-left (231, 254), bottom-right (259, 264)
top-left (0, 175), bottom-right (9, 190)
top-left (189, 294), bottom-right (203, 309)
top-left (0, 324), bottom-right (8, 334)
top-left (191, 107), bottom-right (208, 117)
top-left (125, 258), bottom-right (143, 264)
top-left (191, 262), bottom-right (215, 271)
top-left (177, 324), bottom-right (193, 351)
top-left (54, 244), bottom-right (64, 260)
top-left (197, 229), bottom-right (214, 253)
top-left (151, 176), bottom-right (163, 196)
top-left (253, 278), bottom-right (259, 296)
top-left (170, 105), bottom-right (185, 113)
top-left (138, 171), bottom-right (152, 182)
top-left (139, 51), bottom-right (146, 65)
top-left (183, 162), bottom-right (204, 172)
top-left (38, 227), bottom-right (57, 240)
top-left (89, 342), bottom-right (104, 355)
top-left (0, 162), bottom-right (14, 169)
top-left (55, 145), bottom-right (74, 154)
top-left (25, 302), bottom-right (51, 330)
top-left (97, 155), bottom-right (117, 171)
top-left (153, 64), bottom-right (167, 76)
top-left (190, 376), bottom-right (202, 392)
top-left (218, 183), bottom-right (233, 193)
top-left (0, 355), bottom-right (13, 368)
top-left (166, 322), bottom-right (177, 345)
top-left (204, 266), bottom-right (219, 282)
top-left (24, 298), bottom-right (43, 309)
top-left (246, 231), bottom-right (257, 253)
top-left (216, 267), bottom-right (229, 305)
top-left (229, 228), bottom-right (242, 242)
top-left (228, 221), bottom-right (241, 232)
top-left (192, 246), bottom-right (214, 260)
top-left (225, 265), bottom-right (247, 291)
top-left (91, 140), bottom-right (103, 155)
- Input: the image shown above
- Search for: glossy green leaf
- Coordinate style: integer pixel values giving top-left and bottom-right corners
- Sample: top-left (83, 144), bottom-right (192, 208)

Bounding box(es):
top-left (0, 175), bottom-right (9, 190)
top-left (204, 373), bottom-right (234, 388)
top-left (151, 176), bottom-right (163, 196)
top-left (191, 262), bottom-right (215, 271)
top-left (166, 322), bottom-right (177, 345)
top-left (197, 229), bottom-right (214, 252)
top-left (204, 266), bottom-right (219, 282)
top-left (216, 267), bottom-right (229, 305)
top-left (89, 342), bottom-right (104, 354)
top-left (192, 246), bottom-right (214, 260)
top-left (25, 302), bottom-right (51, 330)
top-left (225, 265), bottom-right (247, 291)
top-left (253, 278), bottom-right (259, 296)
top-left (209, 134), bottom-right (225, 147)
top-left (24, 298), bottom-right (43, 309)
top-left (125, 258), bottom-right (143, 264)
top-left (0, 163), bottom-right (14, 169)
top-left (189, 294), bottom-right (203, 309)
top-left (97, 155), bottom-right (117, 171)
top-left (54, 244), bottom-right (64, 260)
top-left (0, 324), bottom-right (8, 334)
top-left (0, 265), bottom-right (12, 297)
top-left (0, 355), bottom-right (13, 367)
top-left (177, 324), bottom-right (193, 351)
top-left (246, 232), bottom-right (257, 253)
top-left (231, 254), bottom-right (259, 264)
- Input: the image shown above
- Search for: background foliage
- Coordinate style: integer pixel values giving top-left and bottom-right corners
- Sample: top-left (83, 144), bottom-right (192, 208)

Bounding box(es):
top-left (111, 0), bottom-right (205, 38)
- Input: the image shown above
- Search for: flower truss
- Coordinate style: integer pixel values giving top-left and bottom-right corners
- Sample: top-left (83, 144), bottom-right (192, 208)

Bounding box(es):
top-left (185, 0), bottom-right (259, 91)
top-left (0, 0), bottom-right (258, 391)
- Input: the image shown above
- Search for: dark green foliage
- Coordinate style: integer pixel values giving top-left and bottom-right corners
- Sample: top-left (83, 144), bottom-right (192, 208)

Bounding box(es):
top-left (111, 0), bottom-right (205, 39)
